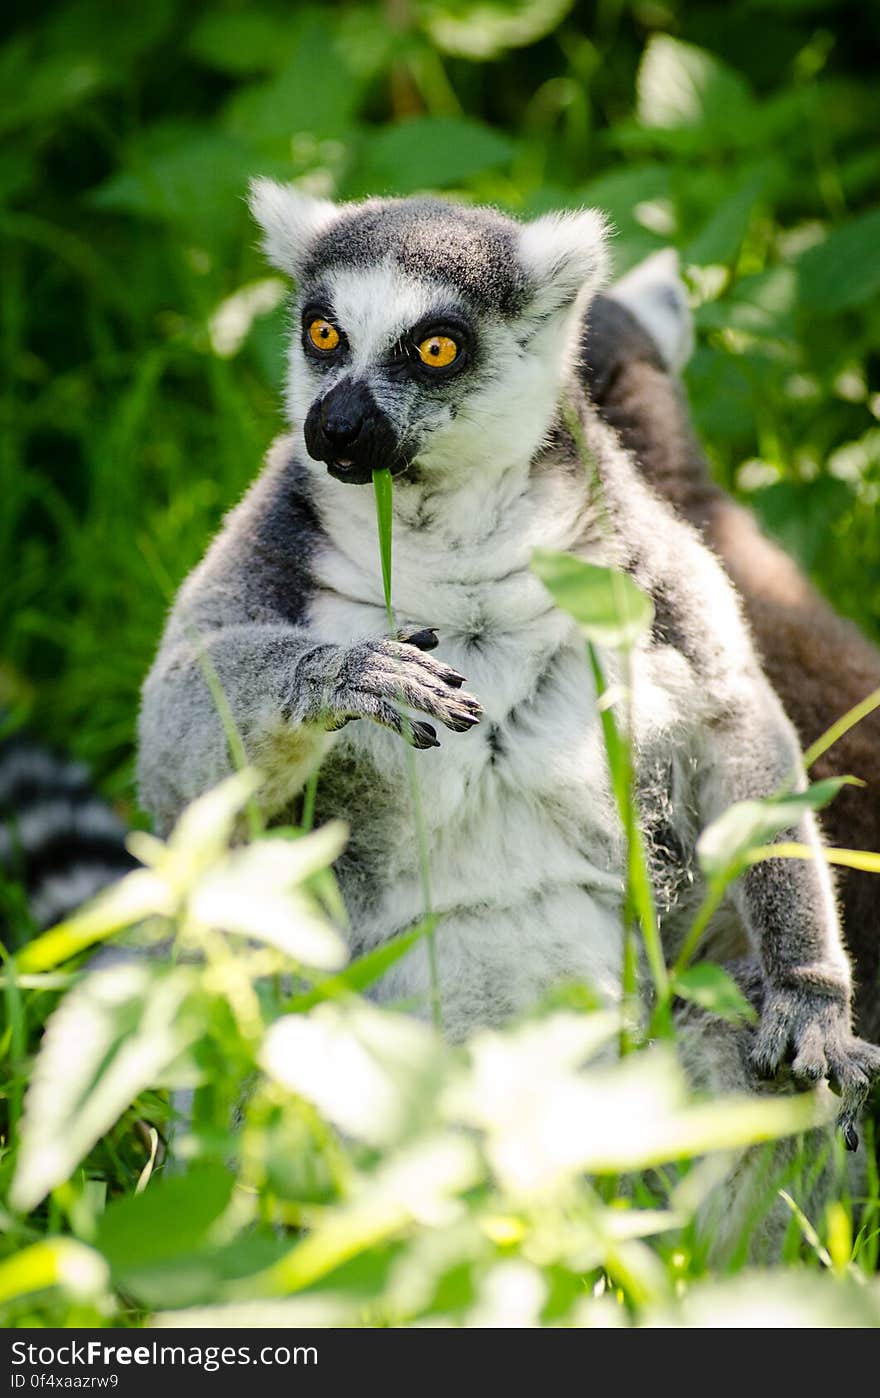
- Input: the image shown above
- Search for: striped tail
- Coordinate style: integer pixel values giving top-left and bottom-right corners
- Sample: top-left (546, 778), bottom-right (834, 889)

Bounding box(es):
top-left (0, 728), bottom-right (136, 945)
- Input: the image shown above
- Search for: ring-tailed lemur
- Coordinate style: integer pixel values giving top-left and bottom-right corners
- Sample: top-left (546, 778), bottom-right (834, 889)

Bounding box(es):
top-left (586, 258), bottom-right (880, 1046)
top-left (138, 187), bottom-right (879, 1172)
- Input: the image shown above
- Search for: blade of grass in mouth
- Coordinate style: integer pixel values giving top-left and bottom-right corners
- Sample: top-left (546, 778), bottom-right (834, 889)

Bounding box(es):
top-left (372, 468), bottom-right (441, 1030)
top-left (372, 467), bottom-right (395, 631)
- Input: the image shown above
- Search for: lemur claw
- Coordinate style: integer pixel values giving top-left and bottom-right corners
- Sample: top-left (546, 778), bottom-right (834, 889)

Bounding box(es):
top-left (397, 625), bottom-right (440, 652)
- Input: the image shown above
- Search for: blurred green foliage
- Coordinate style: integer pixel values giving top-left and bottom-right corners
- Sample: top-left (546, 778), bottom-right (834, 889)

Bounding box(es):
top-left (2, 0), bottom-right (879, 802)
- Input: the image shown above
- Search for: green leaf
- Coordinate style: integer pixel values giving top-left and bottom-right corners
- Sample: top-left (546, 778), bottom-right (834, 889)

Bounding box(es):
top-left (797, 208), bottom-right (880, 315)
top-left (348, 117), bottom-right (514, 196)
top-left (261, 1002), bottom-right (443, 1146)
top-left (288, 918), bottom-right (435, 1012)
top-left (697, 776), bottom-right (857, 880)
top-left (685, 173), bottom-right (766, 268)
top-left (16, 868), bottom-right (173, 972)
top-left (0, 1239), bottom-right (109, 1308)
top-left (373, 467), bottom-right (394, 626)
top-left (10, 963), bottom-right (197, 1213)
top-left (673, 964), bottom-right (758, 1024)
top-left (188, 824), bottom-right (349, 970)
top-left (531, 549), bottom-right (654, 649)
top-left (224, 21), bottom-right (363, 144)
top-left (90, 124), bottom-right (269, 247)
top-left (189, 10), bottom-right (299, 75)
top-left (95, 1164), bottom-right (235, 1274)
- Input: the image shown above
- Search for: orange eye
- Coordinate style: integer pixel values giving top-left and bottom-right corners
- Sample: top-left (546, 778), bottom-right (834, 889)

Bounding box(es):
top-left (308, 318), bottom-right (341, 352)
top-left (417, 334), bottom-right (458, 368)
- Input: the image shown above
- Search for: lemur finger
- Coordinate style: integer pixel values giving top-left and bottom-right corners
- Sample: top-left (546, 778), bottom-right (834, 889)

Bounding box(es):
top-left (379, 640), bottom-right (468, 690)
top-left (825, 1047), bottom-right (869, 1100)
top-left (360, 670), bottom-right (481, 731)
top-left (790, 1022), bottom-right (827, 1084)
top-left (825, 1048), bottom-right (869, 1151)
top-left (750, 1001), bottom-right (792, 1079)
top-left (849, 1038), bottom-right (880, 1079)
top-left (358, 696), bottom-right (440, 749)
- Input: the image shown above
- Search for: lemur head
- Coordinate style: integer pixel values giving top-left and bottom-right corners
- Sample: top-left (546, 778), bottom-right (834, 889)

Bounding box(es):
top-left (250, 182), bottom-right (608, 487)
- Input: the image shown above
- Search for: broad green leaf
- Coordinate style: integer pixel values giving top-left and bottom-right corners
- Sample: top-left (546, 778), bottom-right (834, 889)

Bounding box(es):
top-left (16, 868), bottom-right (173, 973)
top-left (95, 1164), bottom-right (235, 1273)
top-left (237, 1134), bottom-right (481, 1297)
top-left (224, 21), bottom-right (363, 144)
top-left (189, 826), bottom-right (349, 971)
top-left (89, 124), bottom-right (269, 246)
top-left (348, 117), bottom-right (514, 197)
top-left (697, 776), bottom-right (857, 879)
top-left (10, 963), bottom-right (197, 1213)
top-left (673, 964), bottom-right (758, 1024)
top-left (189, 11), bottom-right (299, 75)
top-left (685, 173), bottom-right (766, 268)
top-left (262, 1001), bottom-right (442, 1146)
top-left (531, 549), bottom-right (654, 649)
top-left (797, 208), bottom-right (880, 315)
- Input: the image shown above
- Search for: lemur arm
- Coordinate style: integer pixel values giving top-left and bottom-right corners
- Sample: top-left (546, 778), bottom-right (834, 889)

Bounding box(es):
top-left (580, 394), bottom-right (880, 1137)
top-left (137, 439), bottom-right (478, 834)
top-left (690, 582), bottom-right (880, 1139)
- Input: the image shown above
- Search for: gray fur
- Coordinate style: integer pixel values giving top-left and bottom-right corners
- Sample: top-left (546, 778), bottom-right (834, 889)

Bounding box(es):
top-left (138, 192), bottom-right (880, 1198)
top-left (303, 198), bottom-right (530, 314)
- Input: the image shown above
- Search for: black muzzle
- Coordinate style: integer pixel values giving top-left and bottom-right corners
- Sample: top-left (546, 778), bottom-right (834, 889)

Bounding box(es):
top-left (304, 379), bottom-right (407, 485)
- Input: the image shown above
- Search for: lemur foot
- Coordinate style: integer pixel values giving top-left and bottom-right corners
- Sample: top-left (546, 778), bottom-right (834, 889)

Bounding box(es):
top-left (324, 633), bottom-right (483, 748)
top-left (751, 986), bottom-right (880, 1150)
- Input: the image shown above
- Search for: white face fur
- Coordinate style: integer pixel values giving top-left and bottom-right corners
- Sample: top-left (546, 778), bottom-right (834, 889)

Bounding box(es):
top-left (249, 182), bottom-right (609, 493)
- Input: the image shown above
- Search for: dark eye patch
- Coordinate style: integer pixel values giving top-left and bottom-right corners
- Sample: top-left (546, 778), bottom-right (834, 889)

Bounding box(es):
top-left (300, 298), bottom-right (348, 365)
top-left (386, 308), bottom-right (475, 382)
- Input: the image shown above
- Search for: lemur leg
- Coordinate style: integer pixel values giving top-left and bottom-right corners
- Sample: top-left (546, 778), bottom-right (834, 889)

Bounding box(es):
top-left (693, 680), bottom-right (880, 1144)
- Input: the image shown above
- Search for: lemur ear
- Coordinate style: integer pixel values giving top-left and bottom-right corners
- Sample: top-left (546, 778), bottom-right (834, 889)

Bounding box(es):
top-left (519, 208), bottom-right (610, 315)
top-left (248, 178), bottom-right (339, 279)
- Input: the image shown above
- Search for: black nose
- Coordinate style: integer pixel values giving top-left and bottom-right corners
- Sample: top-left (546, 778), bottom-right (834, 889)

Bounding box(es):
top-left (320, 386), bottom-right (365, 445)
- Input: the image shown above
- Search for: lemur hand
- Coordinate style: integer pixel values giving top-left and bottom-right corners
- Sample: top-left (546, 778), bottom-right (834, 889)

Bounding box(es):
top-left (751, 984), bottom-right (880, 1150)
top-left (317, 627), bottom-right (483, 749)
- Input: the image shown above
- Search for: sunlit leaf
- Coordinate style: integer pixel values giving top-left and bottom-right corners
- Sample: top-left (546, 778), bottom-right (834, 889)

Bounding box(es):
top-left (637, 35), bottom-right (753, 135)
top-left (189, 824), bottom-right (348, 969)
top-left (673, 964), bottom-right (758, 1024)
top-left (262, 1001), bottom-right (442, 1146)
top-left (0, 1239), bottom-right (109, 1306)
top-left (531, 549), bottom-right (654, 648)
top-left (10, 963), bottom-right (197, 1213)
top-left (697, 777), bottom-right (857, 879)
top-left (16, 869), bottom-right (173, 973)
top-left (420, 0), bottom-right (575, 61)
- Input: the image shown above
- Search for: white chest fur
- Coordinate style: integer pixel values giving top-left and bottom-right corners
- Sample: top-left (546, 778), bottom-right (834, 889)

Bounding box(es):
top-left (304, 464), bottom-right (691, 1039)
